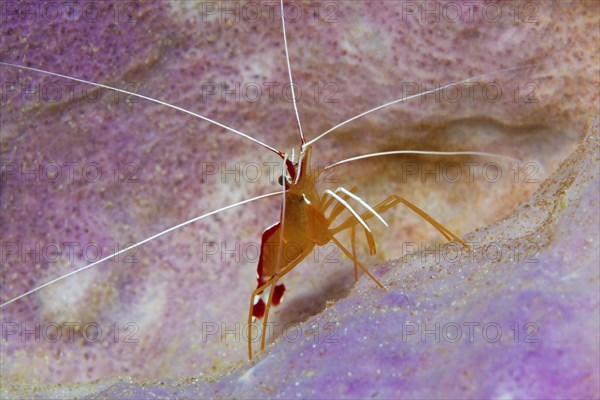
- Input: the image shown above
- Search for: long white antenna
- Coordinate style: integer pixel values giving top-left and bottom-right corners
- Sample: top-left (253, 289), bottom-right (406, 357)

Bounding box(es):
top-left (0, 191), bottom-right (282, 309)
top-left (0, 61), bottom-right (284, 157)
top-left (325, 150), bottom-right (520, 169)
top-left (279, 0), bottom-right (305, 146)
top-left (305, 64), bottom-right (539, 146)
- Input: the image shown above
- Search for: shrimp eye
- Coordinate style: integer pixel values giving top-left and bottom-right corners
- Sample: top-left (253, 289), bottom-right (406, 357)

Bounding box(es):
top-left (278, 175), bottom-right (291, 187)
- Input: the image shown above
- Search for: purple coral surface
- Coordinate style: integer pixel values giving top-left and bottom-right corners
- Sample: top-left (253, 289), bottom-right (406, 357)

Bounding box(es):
top-left (75, 122), bottom-right (600, 399)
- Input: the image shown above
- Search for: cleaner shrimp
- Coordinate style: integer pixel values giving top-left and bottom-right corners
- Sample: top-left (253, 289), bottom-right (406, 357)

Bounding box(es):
top-left (0, 0), bottom-right (589, 389)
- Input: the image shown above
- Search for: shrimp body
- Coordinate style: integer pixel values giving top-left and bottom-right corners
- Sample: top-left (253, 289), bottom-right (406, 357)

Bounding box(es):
top-left (247, 144), bottom-right (468, 358)
top-left (252, 146), bottom-right (328, 318)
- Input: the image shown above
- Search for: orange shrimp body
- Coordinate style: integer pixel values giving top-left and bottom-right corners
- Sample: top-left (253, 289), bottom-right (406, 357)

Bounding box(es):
top-left (252, 146), bottom-right (328, 316)
top-left (247, 145), bottom-right (468, 358)
top-left (250, 145), bottom-right (337, 359)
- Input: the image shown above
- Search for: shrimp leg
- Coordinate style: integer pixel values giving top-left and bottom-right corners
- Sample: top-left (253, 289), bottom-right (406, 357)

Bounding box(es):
top-left (333, 195), bottom-right (467, 248)
top-left (248, 247), bottom-right (313, 359)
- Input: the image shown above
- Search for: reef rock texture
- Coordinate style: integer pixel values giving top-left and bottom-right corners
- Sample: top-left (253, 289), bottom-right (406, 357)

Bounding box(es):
top-left (13, 116), bottom-right (600, 400)
top-left (1, 0), bottom-right (599, 395)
